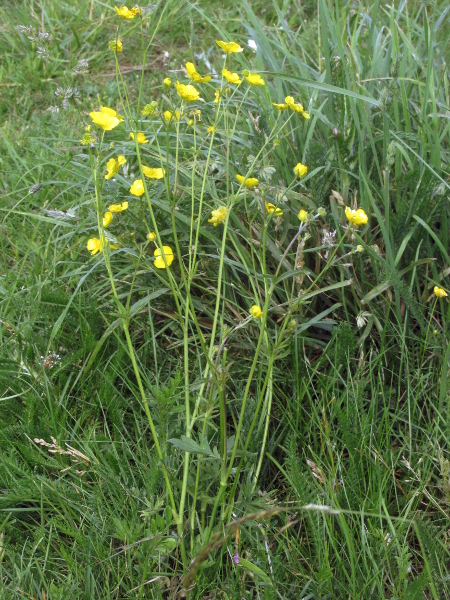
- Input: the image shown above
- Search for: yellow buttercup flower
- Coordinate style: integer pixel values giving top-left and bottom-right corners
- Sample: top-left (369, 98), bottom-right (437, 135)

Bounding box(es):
top-left (266, 203), bottom-right (283, 217)
top-left (215, 40), bottom-right (243, 53)
top-left (100, 106), bottom-right (124, 121)
top-left (285, 96), bottom-right (304, 113)
top-left (208, 206), bottom-right (227, 227)
top-left (222, 69), bottom-right (242, 85)
top-left (434, 286), bottom-right (448, 298)
top-left (294, 162), bottom-right (308, 178)
top-left (109, 39), bottom-right (123, 52)
top-left (245, 72), bottom-right (265, 86)
top-left (163, 77), bottom-right (172, 87)
top-left (302, 111), bottom-right (311, 119)
top-left (207, 126), bottom-right (215, 135)
top-left (236, 174), bottom-right (259, 188)
top-left (154, 246), bottom-right (174, 269)
top-left (147, 231), bottom-right (156, 242)
top-left (164, 110), bottom-right (181, 122)
top-left (214, 89), bottom-right (220, 103)
top-left (130, 132), bottom-right (149, 144)
top-left (87, 238), bottom-right (103, 255)
top-left (175, 81), bottom-right (200, 102)
top-left (345, 206), bottom-right (368, 226)
top-left (142, 166), bottom-right (165, 179)
top-left (108, 201), bottom-right (128, 213)
top-left (105, 155), bottom-right (127, 180)
top-left (186, 61), bottom-right (211, 83)
top-left (89, 110), bottom-right (120, 131)
top-left (103, 211), bottom-right (113, 228)
top-left (115, 5), bottom-right (141, 19)
top-left (130, 179), bottom-right (145, 197)
top-left (273, 102), bottom-right (288, 110)
top-left (250, 304), bottom-right (263, 319)
top-left (298, 209), bottom-right (308, 222)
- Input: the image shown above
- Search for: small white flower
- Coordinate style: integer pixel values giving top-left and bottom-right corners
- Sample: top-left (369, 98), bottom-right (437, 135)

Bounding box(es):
top-left (248, 39), bottom-right (257, 51)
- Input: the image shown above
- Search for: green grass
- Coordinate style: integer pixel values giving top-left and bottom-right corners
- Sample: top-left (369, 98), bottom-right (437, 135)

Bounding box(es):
top-left (1, 0), bottom-right (449, 598)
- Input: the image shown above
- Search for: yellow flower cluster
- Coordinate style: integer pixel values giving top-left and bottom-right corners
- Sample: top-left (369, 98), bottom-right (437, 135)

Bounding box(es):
top-left (434, 286), bottom-right (448, 298)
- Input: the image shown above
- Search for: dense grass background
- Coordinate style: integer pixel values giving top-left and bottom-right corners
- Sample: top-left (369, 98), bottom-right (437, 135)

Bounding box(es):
top-left (1, 0), bottom-right (449, 598)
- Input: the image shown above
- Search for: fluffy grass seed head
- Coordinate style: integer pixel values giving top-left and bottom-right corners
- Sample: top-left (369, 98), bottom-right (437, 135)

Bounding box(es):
top-left (186, 62), bottom-right (211, 83)
top-left (208, 206), bottom-right (227, 227)
top-left (215, 40), bottom-right (243, 53)
top-left (130, 179), bottom-right (145, 197)
top-left (105, 155), bottom-right (126, 180)
top-left (175, 82), bottom-right (200, 102)
top-left (108, 201), bottom-right (128, 213)
top-left (345, 206), bottom-right (368, 226)
top-left (266, 202), bottom-right (283, 217)
top-left (130, 132), bottom-right (149, 144)
top-left (250, 304), bottom-right (263, 319)
top-left (142, 166), bottom-right (165, 179)
top-left (154, 246), bottom-right (174, 269)
top-left (294, 162), bottom-right (308, 178)
top-left (236, 174), bottom-right (258, 188)
top-left (222, 69), bottom-right (242, 84)
top-left (434, 286), bottom-right (448, 298)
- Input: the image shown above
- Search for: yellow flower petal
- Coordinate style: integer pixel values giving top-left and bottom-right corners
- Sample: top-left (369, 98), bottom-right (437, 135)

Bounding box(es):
top-left (285, 96), bottom-right (304, 113)
top-left (89, 111), bottom-right (120, 131)
top-left (434, 286), bottom-right (448, 298)
top-left (100, 106), bottom-right (124, 121)
top-left (222, 69), bottom-right (242, 85)
top-left (163, 77), bottom-right (172, 87)
top-left (105, 155), bottom-right (127, 180)
top-left (266, 202), bottom-right (283, 217)
top-left (298, 209), bottom-right (308, 222)
top-left (147, 231), bottom-right (156, 241)
top-left (215, 40), bottom-right (244, 53)
top-left (273, 102), bottom-right (288, 110)
top-left (130, 179), bottom-right (145, 197)
top-left (108, 201), bottom-right (128, 213)
top-left (186, 61), bottom-right (211, 83)
top-left (115, 5), bottom-right (141, 19)
top-left (130, 132), bottom-right (149, 144)
top-left (208, 206), bottom-right (227, 226)
top-left (250, 304), bottom-right (263, 319)
top-left (245, 73), bottom-right (265, 86)
top-left (164, 110), bottom-right (180, 122)
top-left (236, 174), bottom-right (259, 188)
top-left (154, 245), bottom-right (174, 269)
top-left (142, 166), bottom-right (165, 179)
top-left (87, 238), bottom-right (103, 255)
top-left (174, 82), bottom-right (200, 102)
top-left (294, 162), bottom-right (308, 178)
top-left (345, 206), bottom-right (368, 226)
top-left (103, 211), bottom-right (113, 228)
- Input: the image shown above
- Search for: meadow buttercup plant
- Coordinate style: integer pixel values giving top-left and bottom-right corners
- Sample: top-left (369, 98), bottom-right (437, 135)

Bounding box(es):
top-left (80, 9), bottom-right (371, 583)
